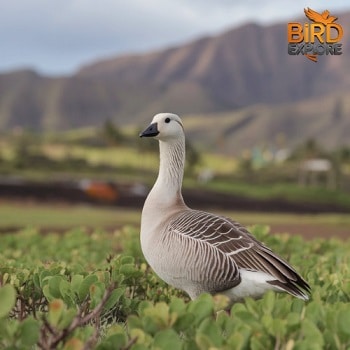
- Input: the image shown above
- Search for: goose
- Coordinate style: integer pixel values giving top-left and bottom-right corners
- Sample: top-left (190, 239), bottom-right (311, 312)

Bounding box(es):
top-left (139, 113), bottom-right (310, 303)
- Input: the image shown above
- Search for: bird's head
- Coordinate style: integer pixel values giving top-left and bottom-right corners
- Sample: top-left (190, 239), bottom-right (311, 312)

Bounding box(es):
top-left (139, 113), bottom-right (184, 141)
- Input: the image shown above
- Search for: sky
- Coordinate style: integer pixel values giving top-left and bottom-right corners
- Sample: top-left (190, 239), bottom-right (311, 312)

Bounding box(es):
top-left (1, 0), bottom-right (349, 76)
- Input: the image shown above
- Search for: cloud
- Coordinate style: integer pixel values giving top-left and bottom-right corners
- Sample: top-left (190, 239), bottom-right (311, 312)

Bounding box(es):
top-left (0, 0), bottom-right (349, 74)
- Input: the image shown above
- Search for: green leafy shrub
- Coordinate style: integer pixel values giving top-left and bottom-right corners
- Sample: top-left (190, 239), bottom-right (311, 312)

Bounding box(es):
top-left (0, 225), bottom-right (349, 349)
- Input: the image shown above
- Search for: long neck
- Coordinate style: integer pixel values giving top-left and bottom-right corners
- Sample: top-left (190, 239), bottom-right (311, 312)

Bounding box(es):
top-left (148, 135), bottom-right (186, 207)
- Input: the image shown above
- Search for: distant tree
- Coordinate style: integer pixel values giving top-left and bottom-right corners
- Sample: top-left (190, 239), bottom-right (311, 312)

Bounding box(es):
top-left (290, 138), bottom-right (328, 160)
top-left (338, 147), bottom-right (350, 161)
top-left (332, 146), bottom-right (350, 188)
top-left (185, 140), bottom-right (201, 175)
top-left (12, 132), bottom-right (32, 169)
top-left (102, 119), bottom-right (124, 146)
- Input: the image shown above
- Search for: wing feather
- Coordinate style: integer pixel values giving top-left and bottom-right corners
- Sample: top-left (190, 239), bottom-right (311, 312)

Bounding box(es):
top-left (168, 209), bottom-right (310, 297)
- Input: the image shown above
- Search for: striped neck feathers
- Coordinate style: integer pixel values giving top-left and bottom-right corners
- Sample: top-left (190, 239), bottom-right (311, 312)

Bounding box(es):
top-left (151, 135), bottom-right (186, 205)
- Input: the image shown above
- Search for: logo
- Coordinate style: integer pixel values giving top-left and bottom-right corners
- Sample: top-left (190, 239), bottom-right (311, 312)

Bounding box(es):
top-left (287, 8), bottom-right (343, 62)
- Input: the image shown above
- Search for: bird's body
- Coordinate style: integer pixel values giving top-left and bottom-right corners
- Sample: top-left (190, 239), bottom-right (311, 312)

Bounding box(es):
top-left (140, 113), bottom-right (310, 304)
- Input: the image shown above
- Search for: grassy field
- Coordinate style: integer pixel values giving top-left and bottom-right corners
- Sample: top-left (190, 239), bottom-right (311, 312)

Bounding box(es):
top-left (0, 203), bottom-right (140, 231)
top-left (1, 202), bottom-right (349, 239)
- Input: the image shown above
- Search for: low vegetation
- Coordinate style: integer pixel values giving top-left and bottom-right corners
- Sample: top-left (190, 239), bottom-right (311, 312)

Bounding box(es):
top-left (0, 225), bottom-right (349, 349)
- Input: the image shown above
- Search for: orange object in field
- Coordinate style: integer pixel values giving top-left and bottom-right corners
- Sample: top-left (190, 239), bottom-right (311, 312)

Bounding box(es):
top-left (81, 180), bottom-right (119, 202)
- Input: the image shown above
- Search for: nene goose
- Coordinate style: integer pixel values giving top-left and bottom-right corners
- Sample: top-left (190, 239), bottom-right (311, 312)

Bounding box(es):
top-left (140, 113), bottom-right (310, 303)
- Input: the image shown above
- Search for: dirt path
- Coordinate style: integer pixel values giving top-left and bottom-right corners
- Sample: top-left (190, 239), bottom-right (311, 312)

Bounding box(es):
top-left (269, 223), bottom-right (349, 240)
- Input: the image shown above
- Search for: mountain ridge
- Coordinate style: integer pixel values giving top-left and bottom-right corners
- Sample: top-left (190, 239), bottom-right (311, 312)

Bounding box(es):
top-left (0, 10), bottom-right (349, 150)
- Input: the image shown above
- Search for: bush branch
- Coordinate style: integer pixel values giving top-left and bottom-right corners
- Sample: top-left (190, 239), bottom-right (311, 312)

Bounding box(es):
top-left (38, 282), bottom-right (116, 350)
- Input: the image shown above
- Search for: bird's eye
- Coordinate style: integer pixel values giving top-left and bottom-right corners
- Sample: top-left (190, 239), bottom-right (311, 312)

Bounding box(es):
top-left (165, 117), bottom-right (171, 123)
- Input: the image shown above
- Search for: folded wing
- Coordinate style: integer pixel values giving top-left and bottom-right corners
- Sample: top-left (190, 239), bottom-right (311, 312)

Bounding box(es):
top-left (168, 210), bottom-right (310, 299)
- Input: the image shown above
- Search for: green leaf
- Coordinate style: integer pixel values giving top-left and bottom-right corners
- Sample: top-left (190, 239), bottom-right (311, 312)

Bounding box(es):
top-left (43, 284), bottom-right (54, 302)
top-left (291, 298), bottom-right (305, 314)
top-left (301, 318), bottom-right (324, 348)
top-left (121, 256), bottom-right (135, 265)
top-left (119, 263), bottom-right (136, 275)
top-left (127, 315), bottom-right (143, 330)
top-left (59, 279), bottom-right (71, 298)
top-left (48, 299), bottom-right (65, 327)
top-left (103, 333), bottom-right (127, 348)
top-left (104, 324), bottom-right (128, 348)
top-left (141, 302), bottom-right (171, 333)
top-left (63, 338), bottom-right (84, 350)
top-left (57, 308), bottom-right (77, 330)
top-left (138, 300), bottom-right (152, 315)
top-left (197, 318), bottom-right (222, 347)
top-left (212, 294), bottom-right (230, 312)
top-left (103, 287), bottom-right (125, 311)
top-left (0, 284), bottom-right (16, 318)
top-left (324, 308), bottom-right (337, 334)
top-left (18, 317), bottom-right (40, 346)
top-left (187, 294), bottom-right (214, 324)
top-left (305, 301), bottom-right (324, 323)
top-left (287, 312), bottom-right (301, 327)
top-left (244, 297), bottom-right (259, 317)
top-left (261, 314), bottom-right (273, 334)
top-left (78, 274), bottom-right (98, 301)
top-left (236, 311), bottom-right (256, 324)
top-left (141, 315), bottom-right (159, 335)
top-left (89, 282), bottom-right (105, 308)
top-left (48, 276), bottom-right (65, 299)
top-left (195, 333), bottom-right (213, 350)
top-left (250, 333), bottom-right (272, 350)
top-left (153, 329), bottom-right (182, 350)
top-left (129, 345), bottom-right (148, 350)
top-left (337, 308), bottom-right (350, 337)
top-left (173, 313), bottom-right (195, 332)
top-left (39, 270), bottom-right (52, 288)
top-left (231, 302), bottom-right (247, 314)
top-left (261, 291), bottom-right (275, 314)
top-left (169, 297), bottom-right (186, 315)
top-left (70, 274), bottom-right (84, 295)
top-left (272, 319), bottom-right (286, 338)
top-left (130, 328), bottom-right (152, 347)
top-left (227, 331), bottom-right (246, 349)
top-left (33, 272), bottom-right (41, 289)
